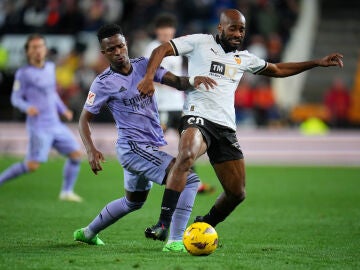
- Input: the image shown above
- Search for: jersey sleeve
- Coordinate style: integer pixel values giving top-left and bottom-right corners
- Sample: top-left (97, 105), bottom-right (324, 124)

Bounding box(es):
top-left (84, 79), bottom-right (109, 114)
top-left (55, 91), bottom-right (68, 115)
top-left (169, 34), bottom-right (205, 56)
top-left (154, 65), bottom-right (168, 83)
top-left (245, 52), bottom-right (268, 74)
top-left (10, 69), bottom-right (30, 113)
top-left (142, 57), bottom-right (168, 83)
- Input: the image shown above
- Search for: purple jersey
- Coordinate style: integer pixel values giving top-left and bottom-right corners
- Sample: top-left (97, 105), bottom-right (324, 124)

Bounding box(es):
top-left (84, 57), bottom-right (168, 146)
top-left (11, 61), bottom-right (67, 130)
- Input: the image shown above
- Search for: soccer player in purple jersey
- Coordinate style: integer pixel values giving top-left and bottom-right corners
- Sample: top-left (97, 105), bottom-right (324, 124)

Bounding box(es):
top-left (138, 9), bottom-right (344, 240)
top-left (73, 24), bottom-right (216, 252)
top-left (0, 34), bottom-right (83, 202)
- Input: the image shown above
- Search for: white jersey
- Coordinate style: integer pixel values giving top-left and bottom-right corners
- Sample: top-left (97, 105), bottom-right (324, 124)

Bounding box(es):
top-left (144, 39), bottom-right (184, 111)
top-left (170, 34), bottom-right (267, 130)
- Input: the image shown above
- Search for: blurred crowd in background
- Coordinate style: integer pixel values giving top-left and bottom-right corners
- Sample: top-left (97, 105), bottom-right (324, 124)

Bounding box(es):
top-left (0, 0), bottom-right (357, 129)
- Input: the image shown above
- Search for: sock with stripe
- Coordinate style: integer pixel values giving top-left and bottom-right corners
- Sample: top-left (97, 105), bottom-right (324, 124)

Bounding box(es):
top-left (0, 162), bottom-right (29, 185)
top-left (88, 197), bottom-right (144, 235)
top-left (61, 158), bottom-right (81, 193)
top-left (168, 172), bottom-right (200, 241)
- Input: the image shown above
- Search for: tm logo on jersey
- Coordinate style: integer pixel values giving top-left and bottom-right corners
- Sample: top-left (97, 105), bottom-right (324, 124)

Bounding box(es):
top-left (210, 61), bottom-right (237, 80)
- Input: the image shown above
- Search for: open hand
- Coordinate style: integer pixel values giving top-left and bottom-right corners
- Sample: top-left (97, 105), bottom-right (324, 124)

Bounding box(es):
top-left (193, 76), bottom-right (218, 90)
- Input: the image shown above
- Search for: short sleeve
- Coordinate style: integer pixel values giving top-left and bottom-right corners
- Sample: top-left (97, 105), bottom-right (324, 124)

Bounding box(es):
top-left (84, 79), bottom-right (109, 114)
top-left (170, 34), bottom-right (203, 56)
top-left (245, 52), bottom-right (268, 74)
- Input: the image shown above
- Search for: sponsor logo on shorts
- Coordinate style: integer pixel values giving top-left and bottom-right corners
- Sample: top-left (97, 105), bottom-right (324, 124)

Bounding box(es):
top-left (232, 141), bottom-right (241, 150)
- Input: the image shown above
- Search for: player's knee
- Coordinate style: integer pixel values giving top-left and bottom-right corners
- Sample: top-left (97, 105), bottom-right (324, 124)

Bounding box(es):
top-left (229, 189), bottom-right (246, 205)
top-left (178, 150), bottom-right (196, 171)
top-left (27, 161), bottom-right (40, 172)
top-left (68, 150), bottom-right (82, 162)
top-left (126, 198), bottom-right (145, 211)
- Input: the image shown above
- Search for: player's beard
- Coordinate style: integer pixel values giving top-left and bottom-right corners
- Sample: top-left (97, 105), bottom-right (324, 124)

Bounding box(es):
top-left (220, 31), bottom-right (242, 52)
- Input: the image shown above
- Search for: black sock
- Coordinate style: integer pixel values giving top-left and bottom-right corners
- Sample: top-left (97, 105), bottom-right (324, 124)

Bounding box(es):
top-left (202, 206), bottom-right (228, 227)
top-left (159, 188), bottom-right (181, 227)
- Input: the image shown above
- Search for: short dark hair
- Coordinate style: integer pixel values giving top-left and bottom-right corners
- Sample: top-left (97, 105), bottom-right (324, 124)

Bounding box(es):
top-left (24, 34), bottom-right (45, 51)
top-left (97, 24), bottom-right (124, 43)
top-left (154, 13), bottom-right (177, 29)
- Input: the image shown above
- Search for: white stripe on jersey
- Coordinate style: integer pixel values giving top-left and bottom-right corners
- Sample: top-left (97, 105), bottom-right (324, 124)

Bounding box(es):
top-left (171, 34), bottom-right (266, 130)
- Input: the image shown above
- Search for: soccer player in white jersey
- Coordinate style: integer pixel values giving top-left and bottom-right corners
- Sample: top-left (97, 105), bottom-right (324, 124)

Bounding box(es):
top-left (73, 24), bottom-right (216, 252)
top-left (137, 9), bottom-right (344, 240)
top-left (0, 34), bottom-right (83, 202)
top-left (144, 14), bottom-right (215, 194)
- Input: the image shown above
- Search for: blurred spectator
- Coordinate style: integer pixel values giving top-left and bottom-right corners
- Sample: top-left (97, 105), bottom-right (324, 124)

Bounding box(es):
top-left (235, 77), bottom-right (255, 126)
top-left (58, 0), bottom-right (85, 35)
top-left (247, 34), bottom-right (268, 60)
top-left (266, 32), bottom-right (283, 63)
top-left (324, 78), bottom-right (351, 128)
top-left (80, 0), bottom-right (105, 32)
top-left (56, 41), bottom-right (87, 105)
top-left (45, 0), bottom-right (62, 33)
top-left (252, 78), bottom-right (279, 127)
top-left (23, 0), bottom-right (48, 33)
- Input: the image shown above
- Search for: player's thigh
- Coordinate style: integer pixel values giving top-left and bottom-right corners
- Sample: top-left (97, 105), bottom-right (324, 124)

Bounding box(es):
top-left (212, 159), bottom-right (245, 194)
top-left (123, 168), bottom-right (153, 193)
top-left (116, 142), bottom-right (174, 186)
top-left (26, 130), bottom-right (53, 163)
top-left (179, 127), bottom-right (207, 159)
top-left (53, 125), bottom-right (80, 157)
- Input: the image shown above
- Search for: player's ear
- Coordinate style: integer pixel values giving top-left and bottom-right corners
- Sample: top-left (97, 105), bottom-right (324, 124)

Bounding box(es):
top-left (217, 23), bottom-right (223, 34)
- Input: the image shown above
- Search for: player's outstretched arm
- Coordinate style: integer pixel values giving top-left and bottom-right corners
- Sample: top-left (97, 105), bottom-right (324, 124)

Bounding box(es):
top-left (260, 53), bottom-right (343, 78)
top-left (161, 72), bottom-right (218, 91)
top-left (78, 109), bottom-right (105, 175)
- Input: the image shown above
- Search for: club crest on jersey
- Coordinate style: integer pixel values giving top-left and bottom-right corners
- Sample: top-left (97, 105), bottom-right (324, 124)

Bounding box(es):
top-left (234, 55), bottom-right (241, 64)
top-left (86, 91), bottom-right (96, 106)
top-left (13, 80), bottom-right (21, 91)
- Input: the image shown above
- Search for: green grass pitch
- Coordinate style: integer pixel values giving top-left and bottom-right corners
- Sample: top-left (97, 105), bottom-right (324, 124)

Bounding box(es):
top-left (0, 157), bottom-right (359, 270)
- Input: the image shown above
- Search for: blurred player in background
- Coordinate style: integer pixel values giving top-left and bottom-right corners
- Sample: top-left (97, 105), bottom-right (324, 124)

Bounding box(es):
top-left (144, 13), bottom-right (215, 194)
top-left (0, 34), bottom-right (83, 202)
top-left (138, 9), bottom-right (344, 240)
top-left (73, 24), bottom-right (216, 251)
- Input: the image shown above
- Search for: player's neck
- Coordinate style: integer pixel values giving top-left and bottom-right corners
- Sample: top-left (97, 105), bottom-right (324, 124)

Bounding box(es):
top-left (29, 59), bottom-right (45, 68)
top-left (110, 64), bottom-right (133, 76)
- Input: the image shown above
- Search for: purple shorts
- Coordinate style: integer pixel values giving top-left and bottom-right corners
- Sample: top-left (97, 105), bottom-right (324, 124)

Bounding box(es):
top-left (116, 141), bottom-right (174, 192)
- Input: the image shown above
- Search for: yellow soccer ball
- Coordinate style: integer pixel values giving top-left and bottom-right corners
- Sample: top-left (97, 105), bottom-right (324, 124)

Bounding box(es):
top-left (183, 222), bottom-right (218, 256)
